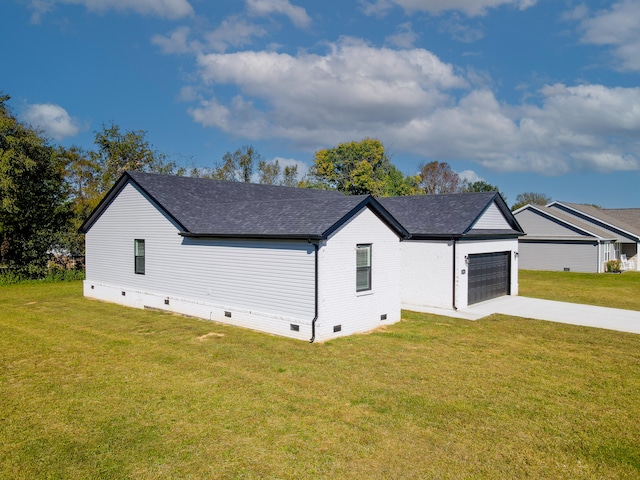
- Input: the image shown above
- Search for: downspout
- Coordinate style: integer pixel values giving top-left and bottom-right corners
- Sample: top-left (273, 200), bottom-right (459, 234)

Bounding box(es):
top-left (452, 237), bottom-right (457, 310)
top-left (597, 240), bottom-right (601, 273)
top-left (309, 241), bottom-right (319, 343)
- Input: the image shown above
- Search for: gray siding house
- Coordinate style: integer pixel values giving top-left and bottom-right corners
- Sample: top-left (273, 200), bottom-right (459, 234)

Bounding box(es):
top-left (514, 202), bottom-right (640, 273)
top-left (380, 193), bottom-right (524, 311)
top-left (80, 171), bottom-right (408, 342)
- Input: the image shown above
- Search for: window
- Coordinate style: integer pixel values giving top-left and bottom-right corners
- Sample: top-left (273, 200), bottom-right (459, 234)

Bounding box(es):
top-left (356, 244), bottom-right (371, 292)
top-left (134, 239), bottom-right (145, 274)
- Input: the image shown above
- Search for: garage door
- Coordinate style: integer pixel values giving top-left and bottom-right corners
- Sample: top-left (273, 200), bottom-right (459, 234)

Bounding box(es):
top-left (467, 252), bottom-right (510, 305)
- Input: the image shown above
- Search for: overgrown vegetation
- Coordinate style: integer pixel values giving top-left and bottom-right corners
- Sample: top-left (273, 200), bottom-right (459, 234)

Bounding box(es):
top-left (1, 281), bottom-right (639, 479)
top-left (0, 266), bottom-right (84, 285)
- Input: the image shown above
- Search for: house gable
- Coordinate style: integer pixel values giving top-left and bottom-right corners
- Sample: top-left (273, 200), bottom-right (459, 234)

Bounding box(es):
top-left (81, 171), bottom-right (407, 241)
top-left (379, 192), bottom-right (523, 240)
top-left (548, 202), bottom-right (640, 243)
top-left (514, 205), bottom-right (614, 240)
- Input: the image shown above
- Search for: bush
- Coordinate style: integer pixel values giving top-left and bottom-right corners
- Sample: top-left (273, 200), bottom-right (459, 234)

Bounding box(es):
top-left (0, 266), bottom-right (85, 285)
top-left (606, 259), bottom-right (622, 273)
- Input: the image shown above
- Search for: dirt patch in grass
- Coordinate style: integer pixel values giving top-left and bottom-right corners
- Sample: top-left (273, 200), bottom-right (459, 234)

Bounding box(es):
top-left (196, 332), bottom-right (225, 340)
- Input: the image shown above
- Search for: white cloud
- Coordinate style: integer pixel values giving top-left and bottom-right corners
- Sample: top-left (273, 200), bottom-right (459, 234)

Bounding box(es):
top-left (576, 0), bottom-right (640, 71)
top-left (152, 26), bottom-right (199, 54)
top-left (185, 38), bottom-right (640, 176)
top-left (29, 0), bottom-right (194, 21)
top-left (22, 103), bottom-right (83, 140)
top-left (437, 14), bottom-right (484, 42)
top-left (190, 38), bottom-right (467, 141)
top-left (153, 18), bottom-right (269, 55)
top-left (458, 170), bottom-right (483, 183)
top-left (385, 22), bottom-right (419, 48)
top-left (246, 0), bottom-right (311, 28)
top-left (362, 0), bottom-right (536, 17)
top-left (204, 17), bottom-right (268, 53)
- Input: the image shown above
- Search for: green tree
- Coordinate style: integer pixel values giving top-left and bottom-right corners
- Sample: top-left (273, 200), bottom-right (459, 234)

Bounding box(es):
top-left (258, 159), bottom-right (280, 185)
top-left (212, 145), bottom-right (260, 182)
top-left (511, 192), bottom-right (552, 211)
top-left (383, 165), bottom-right (421, 196)
top-left (281, 164), bottom-right (299, 187)
top-left (463, 180), bottom-right (506, 203)
top-left (418, 161), bottom-right (461, 194)
top-left (307, 138), bottom-right (406, 196)
top-left (0, 94), bottom-right (70, 276)
top-left (90, 122), bottom-right (176, 192)
top-left (58, 145), bottom-right (101, 257)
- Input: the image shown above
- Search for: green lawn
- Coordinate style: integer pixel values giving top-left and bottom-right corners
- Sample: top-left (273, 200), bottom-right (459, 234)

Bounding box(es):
top-left (519, 269), bottom-right (640, 311)
top-left (1, 280), bottom-right (640, 479)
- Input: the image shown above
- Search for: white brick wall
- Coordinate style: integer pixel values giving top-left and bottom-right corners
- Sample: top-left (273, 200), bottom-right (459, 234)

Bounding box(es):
top-left (401, 240), bottom-right (452, 309)
top-left (316, 208), bottom-right (402, 341)
top-left (400, 238), bottom-right (519, 311)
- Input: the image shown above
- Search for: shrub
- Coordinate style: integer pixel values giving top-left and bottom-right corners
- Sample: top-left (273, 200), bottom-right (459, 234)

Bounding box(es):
top-left (606, 259), bottom-right (621, 273)
top-left (0, 266), bottom-right (84, 285)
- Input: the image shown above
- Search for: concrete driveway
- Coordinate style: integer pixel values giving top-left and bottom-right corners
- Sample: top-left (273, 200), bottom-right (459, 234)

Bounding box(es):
top-left (405, 296), bottom-right (640, 335)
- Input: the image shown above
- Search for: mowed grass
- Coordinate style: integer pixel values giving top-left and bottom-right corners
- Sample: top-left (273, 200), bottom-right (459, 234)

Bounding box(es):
top-left (520, 269), bottom-right (640, 311)
top-left (1, 281), bottom-right (640, 479)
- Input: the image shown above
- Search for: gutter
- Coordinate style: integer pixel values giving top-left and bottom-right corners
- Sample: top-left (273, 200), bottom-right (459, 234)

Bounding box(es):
top-left (452, 237), bottom-right (457, 310)
top-left (179, 232), bottom-right (323, 241)
top-left (309, 240), bottom-right (319, 343)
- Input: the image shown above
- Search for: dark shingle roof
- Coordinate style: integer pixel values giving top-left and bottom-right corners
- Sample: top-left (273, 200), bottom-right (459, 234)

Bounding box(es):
top-left (182, 196), bottom-right (373, 237)
top-left (379, 192), bottom-right (522, 238)
top-left (81, 171), bottom-right (407, 239)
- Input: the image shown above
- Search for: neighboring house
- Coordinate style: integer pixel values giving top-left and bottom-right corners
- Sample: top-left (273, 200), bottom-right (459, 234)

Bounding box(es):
top-left (379, 193), bottom-right (524, 311)
top-left (513, 202), bottom-right (640, 273)
top-left (80, 171), bottom-right (408, 342)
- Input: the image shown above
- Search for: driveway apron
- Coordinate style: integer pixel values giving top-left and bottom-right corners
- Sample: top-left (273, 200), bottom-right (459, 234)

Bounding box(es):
top-left (406, 296), bottom-right (640, 335)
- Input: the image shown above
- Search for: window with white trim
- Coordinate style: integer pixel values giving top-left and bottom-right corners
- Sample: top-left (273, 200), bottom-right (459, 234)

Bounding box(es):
top-left (356, 244), bottom-right (371, 292)
top-left (134, 239), bottom-right (145, 274)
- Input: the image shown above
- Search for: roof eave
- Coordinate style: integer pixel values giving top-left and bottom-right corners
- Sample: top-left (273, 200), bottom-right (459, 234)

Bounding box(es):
top-left (179, 232), bottom-right (323, 241)
top-left (79, 171), bottom-right (189, 234)
top-left (549, 201), bottom-right (640, 241)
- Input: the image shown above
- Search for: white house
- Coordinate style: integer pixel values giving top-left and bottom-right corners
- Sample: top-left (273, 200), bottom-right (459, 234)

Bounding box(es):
top-left (379, 193), bottom-right (524, 311)
top-left (80, 171), bottom-right (408, 342)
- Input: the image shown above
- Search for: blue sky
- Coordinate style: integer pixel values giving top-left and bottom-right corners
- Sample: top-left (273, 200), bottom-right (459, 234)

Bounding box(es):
top-left (2, 0), bottom-right (640, 207)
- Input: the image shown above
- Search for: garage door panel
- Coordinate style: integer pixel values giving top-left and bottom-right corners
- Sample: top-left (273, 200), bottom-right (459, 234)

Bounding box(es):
top-left (468, 252), bottom-right (510, 305)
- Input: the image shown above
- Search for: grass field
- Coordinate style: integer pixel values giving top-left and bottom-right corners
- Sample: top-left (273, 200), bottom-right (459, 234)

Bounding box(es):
top-left (1, 277), bottom-right (640, 479)
top-left (519, 270), bottom-right (640, 311)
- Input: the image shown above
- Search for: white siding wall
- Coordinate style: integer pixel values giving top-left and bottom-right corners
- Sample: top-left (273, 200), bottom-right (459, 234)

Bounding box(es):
top-left (400, 241), bottom-right (452, 309)
top-left (472, 202), bottom-right (512, 229)
top-left (400, 238), bottom-right (519, 311)
top-left (518, 241), bottom-right (600, 273)
top-left (316, 208), bottom-right (401, 341)
top-left (516, 209), bottom-right (589, 237)
top-left (85, 182), bottom-right (316, 340)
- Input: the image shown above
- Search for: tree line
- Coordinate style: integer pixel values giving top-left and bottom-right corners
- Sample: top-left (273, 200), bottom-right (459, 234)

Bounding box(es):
top-left (0, 93), bottom-right (550, 278)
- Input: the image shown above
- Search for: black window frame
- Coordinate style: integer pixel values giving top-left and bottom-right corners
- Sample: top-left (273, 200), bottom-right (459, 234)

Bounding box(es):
top-left (356, 244), bottom-right (372, 292)
top-left (134, 239), bottom-right (145, 275)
